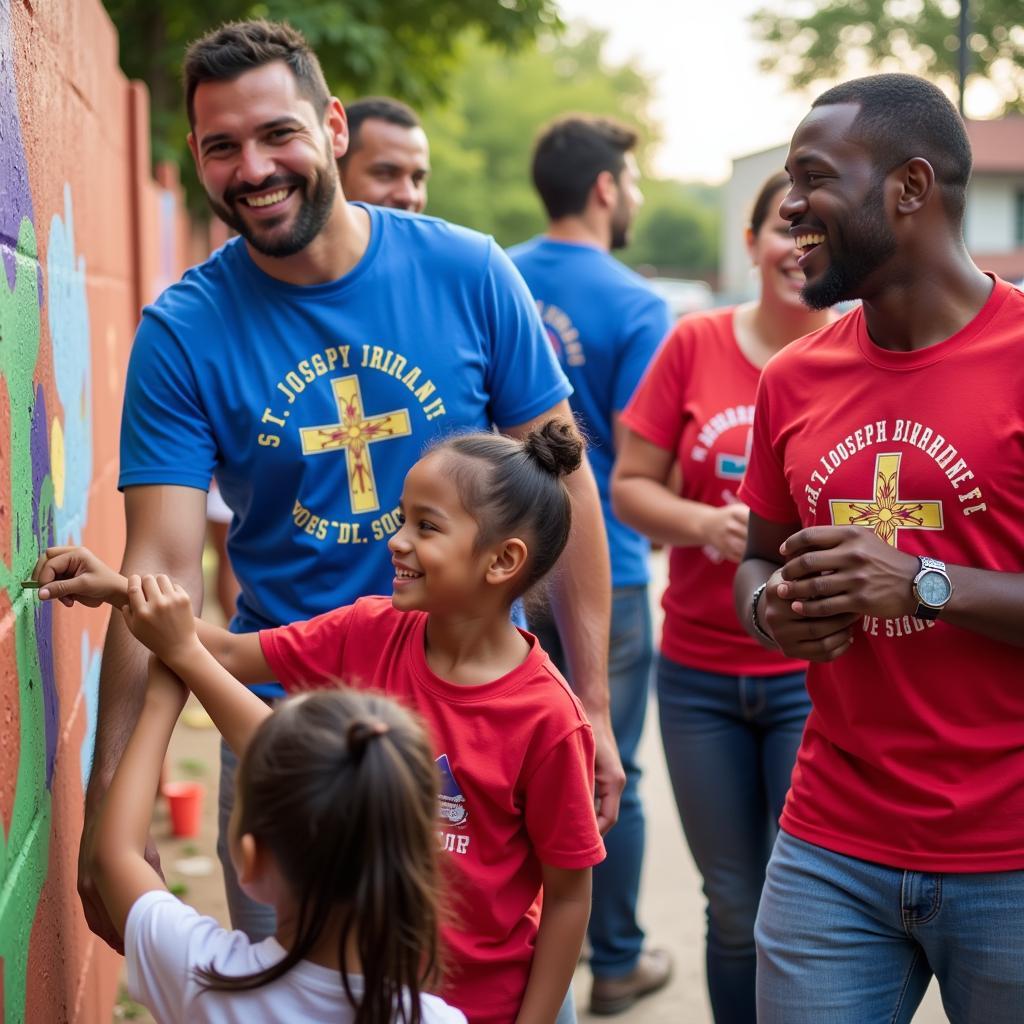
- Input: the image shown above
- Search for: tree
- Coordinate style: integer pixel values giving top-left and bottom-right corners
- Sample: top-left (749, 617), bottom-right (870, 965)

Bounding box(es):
top-left (750, 0), bottom-right (1024, 113)
top-left (421, 27), bottom-right (719, 275)
top-left (105, 0), bottom-right (561, 199)
top-left (628, 181), bottom-right (720, 277)
top-left (421, 27), bottom-right (656, 245)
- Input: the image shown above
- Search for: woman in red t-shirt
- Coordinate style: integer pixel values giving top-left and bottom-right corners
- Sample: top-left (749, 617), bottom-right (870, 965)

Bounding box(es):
top-left (610, 173), bottom-right (835, 1024)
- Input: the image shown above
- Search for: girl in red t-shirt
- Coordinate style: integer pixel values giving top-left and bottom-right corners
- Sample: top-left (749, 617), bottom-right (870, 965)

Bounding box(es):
top-left (34, 419), bottom-right (604, 1024)
top-left (611, 174), bottom-right (835, 1024)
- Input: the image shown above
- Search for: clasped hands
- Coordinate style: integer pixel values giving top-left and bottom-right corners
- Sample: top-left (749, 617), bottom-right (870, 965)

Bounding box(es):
top-left (760, 526), bottom-right (920, 663)
top-left (31, 545), bottom-right (198, 666)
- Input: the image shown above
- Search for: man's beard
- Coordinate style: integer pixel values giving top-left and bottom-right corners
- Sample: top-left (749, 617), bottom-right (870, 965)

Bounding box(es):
top-left (801, 179), bottom-right (896, 310)
top-left (610, 193), bottom-right (632, 251)
top-left (208, 161), bottom-right (337, 258)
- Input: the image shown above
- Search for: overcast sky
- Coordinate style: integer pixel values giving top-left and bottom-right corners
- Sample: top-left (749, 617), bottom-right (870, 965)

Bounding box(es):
top-left (555, 0), bottom-right (814, 183)
top-left (556, 0), bottom-right (1002, 185)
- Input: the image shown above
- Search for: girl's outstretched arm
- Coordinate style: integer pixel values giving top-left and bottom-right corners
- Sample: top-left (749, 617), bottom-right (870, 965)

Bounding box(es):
top-left (122, 574), bottom-right (272, 757)
top-left (33, 546), bottom-right (272, 683)
top-left (515, 865), bottom-right (591, 1024)
top-left (93, 658), bottom-right (187, 940)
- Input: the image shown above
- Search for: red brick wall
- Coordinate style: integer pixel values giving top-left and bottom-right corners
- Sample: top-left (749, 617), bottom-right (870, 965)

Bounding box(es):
top-left (0, 1), bottom-right (199, 1019)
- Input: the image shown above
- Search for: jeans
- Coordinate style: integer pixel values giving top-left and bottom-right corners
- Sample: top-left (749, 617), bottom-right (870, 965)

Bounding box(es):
top-left (532, 584), bottom-right (653, 978)
top-left (218, 737), bottom-right (277, 939)
top-left (757, 830), bottom-right (1024, 1023)
top-left (656, 657), bottom-right (809, 1024)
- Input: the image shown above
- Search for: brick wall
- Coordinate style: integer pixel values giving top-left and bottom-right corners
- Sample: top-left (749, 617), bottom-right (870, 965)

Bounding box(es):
top-left (0, 1), bottom-right (198, 1019)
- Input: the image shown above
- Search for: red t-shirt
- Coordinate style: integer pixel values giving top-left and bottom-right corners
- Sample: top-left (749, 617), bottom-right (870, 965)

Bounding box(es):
top-left (260, 597), bottom-right (605, 1023)
top-left (622, 308), bottom-right (805, 675)
top-left (738, 276), bottom-right (1024, 872)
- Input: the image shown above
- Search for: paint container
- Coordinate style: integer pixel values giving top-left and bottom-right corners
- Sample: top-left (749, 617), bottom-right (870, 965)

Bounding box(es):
top-left (163, 781), bottom-right (205, 838)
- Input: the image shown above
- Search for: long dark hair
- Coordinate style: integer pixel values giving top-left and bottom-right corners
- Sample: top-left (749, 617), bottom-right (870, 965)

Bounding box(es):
top-left (196, 690), bottom-right (442, 1024)
top-left (431, 418), bottom-right (585, 598)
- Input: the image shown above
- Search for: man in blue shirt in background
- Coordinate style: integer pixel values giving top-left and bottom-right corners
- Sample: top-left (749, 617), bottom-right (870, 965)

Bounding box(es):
top-left (511, 115), bottom-right (673, 1016)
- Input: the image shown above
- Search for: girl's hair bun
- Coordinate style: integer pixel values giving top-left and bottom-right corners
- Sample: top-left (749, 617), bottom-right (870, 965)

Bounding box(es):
top-left (523, 419), bottom-right (584, 478)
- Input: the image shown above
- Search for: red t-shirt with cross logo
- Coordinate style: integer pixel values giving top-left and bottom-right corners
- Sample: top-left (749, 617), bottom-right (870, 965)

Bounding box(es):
top-left (622, 307), bottom-right (805, 675)
top-left (739, 276), bottom-right (1024, 872)
top-left (260, 596), bottom-right (604, 1023)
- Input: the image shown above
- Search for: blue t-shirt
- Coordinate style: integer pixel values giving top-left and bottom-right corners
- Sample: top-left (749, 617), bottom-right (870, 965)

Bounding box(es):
top-left (121, 206), bottom-right (570, 690)
top-left (509, 238), bottom-right (670, 586)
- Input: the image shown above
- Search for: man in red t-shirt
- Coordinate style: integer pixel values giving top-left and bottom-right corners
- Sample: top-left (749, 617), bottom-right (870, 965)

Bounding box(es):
top-left (735, 74), bottom-right (1024, 1022)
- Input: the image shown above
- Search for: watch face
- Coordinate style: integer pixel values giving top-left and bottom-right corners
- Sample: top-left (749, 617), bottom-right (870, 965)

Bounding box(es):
top-left (917, 569), bottom-right (951, 607)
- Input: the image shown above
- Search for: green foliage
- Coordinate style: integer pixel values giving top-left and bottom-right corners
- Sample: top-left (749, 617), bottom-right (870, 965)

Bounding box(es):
top-left (421, 27), bottom-right (655, 245)
top-left (177, 757), bottom-right (206, 778)
top-left (104, 3), bottom-right (721, 273)
top-left (105, 0), bottom-right (561, 206)
top-left (750, 0), bottom-right (1024, 112)
top-left (421, 29), bottom-right (719, 274)
top-left (628, 180), bottom-right (720, 276)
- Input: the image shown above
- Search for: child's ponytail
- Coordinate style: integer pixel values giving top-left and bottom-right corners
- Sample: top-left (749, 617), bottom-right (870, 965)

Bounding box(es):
top-left (196, 691), bottom-right (442, 1024)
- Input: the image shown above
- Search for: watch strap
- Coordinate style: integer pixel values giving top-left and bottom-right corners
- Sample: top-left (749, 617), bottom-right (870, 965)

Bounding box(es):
top-left (750, 581), bottom-right (776, 646)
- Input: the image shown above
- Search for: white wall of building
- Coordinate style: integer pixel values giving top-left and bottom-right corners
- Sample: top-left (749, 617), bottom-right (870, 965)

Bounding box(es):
top-left (964, 176), bottom-right (1023, 252)
top-left (721, 144), bottom-right (788, 300)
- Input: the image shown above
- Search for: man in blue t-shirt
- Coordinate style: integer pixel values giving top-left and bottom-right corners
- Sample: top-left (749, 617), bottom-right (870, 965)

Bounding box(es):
top-left (510, 115), bottom-right (672, 1016)
top-left (338, 96), bottom-right (431, 213)
top-left (76, 20), bottom-right (623, 956)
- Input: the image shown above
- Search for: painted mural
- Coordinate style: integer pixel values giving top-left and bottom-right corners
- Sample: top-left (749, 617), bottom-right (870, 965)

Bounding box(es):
top-left (0, 0), bottom-right (58, 1016)
top-left (0, 0), bottom-right (196, 1019)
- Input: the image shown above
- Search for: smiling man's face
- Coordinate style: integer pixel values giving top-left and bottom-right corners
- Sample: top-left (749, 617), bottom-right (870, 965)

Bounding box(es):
top-left (189, 61), bottom-right (341, 258)
top-left (783, 102), bottom-right (898, 310)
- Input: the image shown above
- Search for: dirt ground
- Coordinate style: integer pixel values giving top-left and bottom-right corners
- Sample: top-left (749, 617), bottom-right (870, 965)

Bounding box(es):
top-left (112, 553), bottom-right (949, 1023)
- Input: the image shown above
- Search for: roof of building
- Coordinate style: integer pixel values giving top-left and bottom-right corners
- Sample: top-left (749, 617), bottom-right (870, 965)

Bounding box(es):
top-left (966, 118), bottom-right (1024, 174)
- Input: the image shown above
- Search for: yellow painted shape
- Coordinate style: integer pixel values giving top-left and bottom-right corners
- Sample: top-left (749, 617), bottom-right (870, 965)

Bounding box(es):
top-left (50, 416), bottom-right (66, 507)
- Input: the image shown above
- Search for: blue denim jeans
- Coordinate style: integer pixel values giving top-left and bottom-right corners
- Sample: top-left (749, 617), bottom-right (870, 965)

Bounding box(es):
top-left (532, 584), bottom-right (654, 979)
top-left (218, 737), bottom-right (277, 939)
top-left (656, 657), bottom-right (809, 1024)
top-left (757, 830), bottom-right (1024, 1023)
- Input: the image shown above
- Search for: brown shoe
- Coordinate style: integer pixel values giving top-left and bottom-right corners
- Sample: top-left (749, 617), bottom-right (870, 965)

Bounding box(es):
top-left (589, 948), bottom-right (674, 1015)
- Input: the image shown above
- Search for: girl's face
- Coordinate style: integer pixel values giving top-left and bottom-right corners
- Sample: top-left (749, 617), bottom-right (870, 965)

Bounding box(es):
top-left (387, 452), bottom-right (493, 613)
top-left (748, 187), bottom-right (807, 311)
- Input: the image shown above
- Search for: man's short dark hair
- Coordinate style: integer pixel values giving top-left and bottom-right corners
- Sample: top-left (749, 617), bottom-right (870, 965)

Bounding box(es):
top-left (341, 97), bottom-right (421, 167)
top-left (531, 116), bottom-right (639, 220)
top-left (183, 19), bottom-right (330, 129)
top-left (812, 74), bottom-right (972, 222)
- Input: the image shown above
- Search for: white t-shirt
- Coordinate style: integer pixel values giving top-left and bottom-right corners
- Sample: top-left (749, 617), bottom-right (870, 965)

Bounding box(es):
top-left (125, 890), bottom-right (467, 1024)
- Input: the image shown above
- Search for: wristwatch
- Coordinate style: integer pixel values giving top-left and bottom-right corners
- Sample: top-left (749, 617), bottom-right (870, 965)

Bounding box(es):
top-left (911, 556), bottom-right (952, 620)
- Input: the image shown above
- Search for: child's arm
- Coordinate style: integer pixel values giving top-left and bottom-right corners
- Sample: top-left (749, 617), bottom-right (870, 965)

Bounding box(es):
top-left (93, 658), bottom-right (187, 942)
top-left (34, 546), bottom-right (272, 683)
top-left (515, 865), bottom-right (592, 1024)
top-left (121, 574), bottom-right (272, 757)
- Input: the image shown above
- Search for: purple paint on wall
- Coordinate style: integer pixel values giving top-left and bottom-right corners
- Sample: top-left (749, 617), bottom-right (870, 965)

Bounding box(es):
top-left (31, 384), bottom-right (58, 788)
top-left (0, 0), bottom-right (36, 293)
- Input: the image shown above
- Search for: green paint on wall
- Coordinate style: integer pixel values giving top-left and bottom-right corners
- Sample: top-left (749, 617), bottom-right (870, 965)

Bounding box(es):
top-left (0, 215), bottom-right (55, 1024)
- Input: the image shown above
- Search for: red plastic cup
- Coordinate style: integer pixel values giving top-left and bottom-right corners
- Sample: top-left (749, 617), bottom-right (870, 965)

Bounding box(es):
top-left (163, 781), bottom-right (205, 838)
